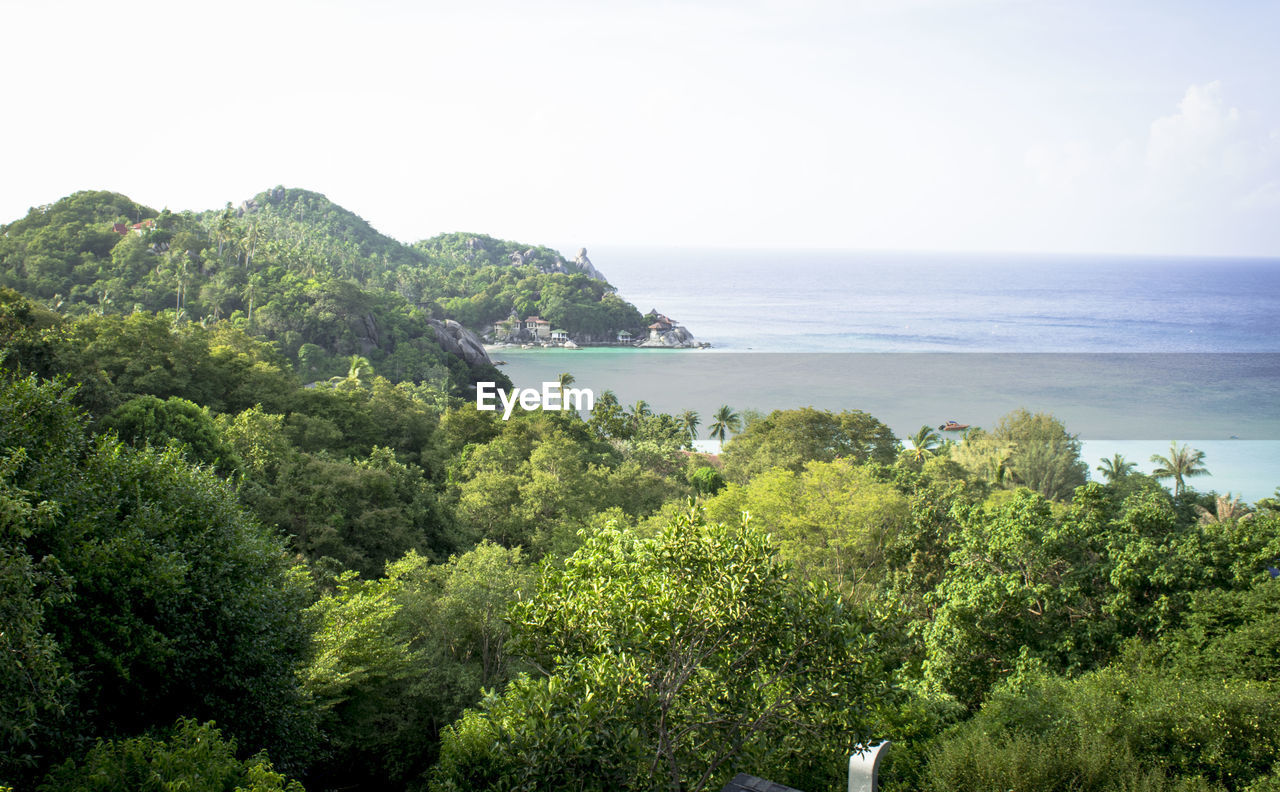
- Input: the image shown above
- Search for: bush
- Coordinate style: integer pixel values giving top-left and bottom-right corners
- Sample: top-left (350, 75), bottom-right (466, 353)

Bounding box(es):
top-left (38, 718), bottom-right (304, 792)
top-left (920, 665), bottom-right (1280, 792)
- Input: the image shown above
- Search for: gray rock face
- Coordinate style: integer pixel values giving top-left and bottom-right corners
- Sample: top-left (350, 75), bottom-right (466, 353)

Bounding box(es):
top-left (573, 248), bottom-right (608, 282)
top-left (428, 318), bottom-right (493, 367)
top-left (356, 313), bottom-right (381, 355)
top-left (638, 324), bottom-right (698, 348)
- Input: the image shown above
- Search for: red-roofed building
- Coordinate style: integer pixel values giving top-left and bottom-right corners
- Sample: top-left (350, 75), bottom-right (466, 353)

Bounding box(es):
top-left (524, 316), bottom-right (551, 340)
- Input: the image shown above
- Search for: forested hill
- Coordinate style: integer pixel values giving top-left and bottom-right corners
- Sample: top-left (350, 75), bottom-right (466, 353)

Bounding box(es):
top-left (0, 187), bottom-right (648, 387)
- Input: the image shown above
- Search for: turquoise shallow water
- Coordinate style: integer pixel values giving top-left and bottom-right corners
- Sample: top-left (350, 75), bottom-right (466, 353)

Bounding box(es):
top-left (491, 349), bottom-right (1280, 501)
top-left (487, 249), bottom-right (1280, 500)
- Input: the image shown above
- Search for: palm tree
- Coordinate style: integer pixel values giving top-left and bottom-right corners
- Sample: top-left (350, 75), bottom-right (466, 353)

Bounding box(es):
top-left (707, 405), bottom-right (741, 443)
top-left (1096, 453), bottom-right (1137, 483)
top-left (1195, 493), bottom-right (1251, 526)
top-left (908, 425), bottom-right (942, 462)
top-left (557, 372), bottom-right (575, 400)
top-left (628, 400), bottom-right (652, 433)
top-left (336, 355), bottom-right (373, 389)
top-left (680, 410), bottom-right (700, 443)
top-left (1150, 442), bottom-right (1209, 497)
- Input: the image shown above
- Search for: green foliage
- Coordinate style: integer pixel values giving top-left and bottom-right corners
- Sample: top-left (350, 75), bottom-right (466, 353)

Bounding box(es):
top-left (433, 510), bottom-right (893, 792)
top-left (922, 485), bottom-right (1280, 707)
top-left (101, 395), bottom-right (241, 473)
top-left (1097, 452), bottom-right (1138, 482)
top-left (0, 381), bottom-right (77, 781)
top-left (38, 718), bottom-right (304, 792)
top-left (706, 404), bottom-right (741, 444)
top-left (0, 191), bottom-right (158, 304)
top-left (1141, 577), bottom-right (1280, 684)
top-left (686, 464), bottom-right (725, 496)
top-left (873, 461), bottom-right (977, 670)
top-left (923, 491), bottom-right (1100, 705)
top-left (705, 459), bottom-right (910, 599)
top-left (0, 375), bottom-right (314, 783)
top-left (719, 407), bottom-right (899, 483)
top-left (416, 232), bottom-right (566, 273)
top-left (920, 727), bottom-right (1192, 792)
top-left (269, 446), bottom-right (455, 578)
top-left (412, 233), bottom-right (644, 339)
top-left (449, 412), bottom-right (686, 556)
top-left (303, 544), bottom-right (534, 789)
top-left (920, 665), bottom-right (1280, 792)
top-left (906, 425), bottom-right (943, 463)
top-left (0, 286), bottom-right (63, 377)
top-left (2, 187), bottom-right (616, 393)
top-left (13, 192), bottom-right (1280, 792)
top-left (991, 408), bottom-right (1087, 500)
top-left (1151, 441), bottom-right (1211, 497)
top-left (587, 389), bottom-right (631, 441)
top-left (40, 312), bottom-right (300, 416)
top-left (949, 410), bottom-right (1088, 501)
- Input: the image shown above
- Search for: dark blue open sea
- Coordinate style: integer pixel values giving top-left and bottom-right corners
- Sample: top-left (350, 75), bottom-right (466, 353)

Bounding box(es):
top-left (497, 248), bottom-right (1280, 501)
top-left (596, 248), bottom-right (1280, 353)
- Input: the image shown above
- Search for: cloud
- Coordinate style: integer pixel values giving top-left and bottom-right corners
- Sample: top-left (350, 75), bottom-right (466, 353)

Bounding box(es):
top-left (1235, 180), bottom-right (1280, 211)
top-left (1145, 81), bottom-right (1241, 173)
top-left (1018, 81), bottom-right (1280, 254)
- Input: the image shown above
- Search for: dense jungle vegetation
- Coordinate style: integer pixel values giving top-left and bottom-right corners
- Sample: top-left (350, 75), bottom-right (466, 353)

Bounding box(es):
top-left (2, 190), bottom-right (1279, 792)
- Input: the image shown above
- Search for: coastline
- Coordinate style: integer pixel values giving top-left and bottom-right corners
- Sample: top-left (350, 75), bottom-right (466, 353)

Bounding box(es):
top-left (477, 250), bottom-right (1280, 501)
top-left (492, 349), bottom-right (1280, 502)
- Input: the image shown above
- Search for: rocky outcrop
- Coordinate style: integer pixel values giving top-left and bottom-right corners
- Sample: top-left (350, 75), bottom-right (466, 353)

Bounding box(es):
top-left (572, 248), bottom-right (608, 282)
top-left (509, 248), bottom-right (540, 267)
top-left (427, 318), bottom-right (493, 367)
top-left (355, 313), bottom-right (381, 356)
top-left (638, 323), bottom-right (698, 348)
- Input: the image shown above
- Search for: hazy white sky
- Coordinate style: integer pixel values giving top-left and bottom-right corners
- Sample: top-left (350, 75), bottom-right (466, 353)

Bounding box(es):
top-left (3, 0), bottom-right (1278, 255)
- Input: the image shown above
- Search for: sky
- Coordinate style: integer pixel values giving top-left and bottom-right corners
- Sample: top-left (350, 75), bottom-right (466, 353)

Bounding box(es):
top-left (3, 0), bottom-right (1278, 256)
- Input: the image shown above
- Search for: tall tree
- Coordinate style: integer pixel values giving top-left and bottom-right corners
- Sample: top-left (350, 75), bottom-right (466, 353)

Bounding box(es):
top-left (908, 424), bottom-right (942, 462)
top-left (680, 409), bottom-right (700, 443)
top-left (628, 399), bottom-right (652, 434)
top-left (718, 407), bottom-right (898, 483)
top-left (557, 371), bottom-right (575, 401)
top-left (1150, 442), bottom-right (1209, 497)
top-left (706, 405), bottom-right (741, 443)
top-left (432, 511), bottom-right (891, 792)
top-left (1096, 453), bottom-right (1137, 483)
top-left (989, 409), bottom-right (1087, 501)
top-left (0, 376), bottom-right (315, 784)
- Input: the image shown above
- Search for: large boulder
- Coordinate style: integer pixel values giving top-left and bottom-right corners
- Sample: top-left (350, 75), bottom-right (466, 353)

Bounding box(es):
top-left (638, 324), bottom-right (698, 348)
top-left (428, 318), bottom-right (493, 367)
top-left (573, 247), bottom-right (608, 282)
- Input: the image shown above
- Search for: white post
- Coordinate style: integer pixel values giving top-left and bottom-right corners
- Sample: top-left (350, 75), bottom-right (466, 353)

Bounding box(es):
top-left (849, 741), bottom-right (890, 792)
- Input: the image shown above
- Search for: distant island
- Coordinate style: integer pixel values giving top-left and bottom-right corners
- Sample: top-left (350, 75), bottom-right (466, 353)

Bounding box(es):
top-left (0, 186), bottom-right (699, 392)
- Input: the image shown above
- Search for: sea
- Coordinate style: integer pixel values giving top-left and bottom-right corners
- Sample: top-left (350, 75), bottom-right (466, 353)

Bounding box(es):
top-left (493, 248), bottom-right (1280, 502)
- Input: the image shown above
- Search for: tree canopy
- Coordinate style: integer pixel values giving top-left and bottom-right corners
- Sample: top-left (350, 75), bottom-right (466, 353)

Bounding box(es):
top-left (719, 407), bottom-right (899, 483)
top-left (433, 510), bottom-right (893, 792)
